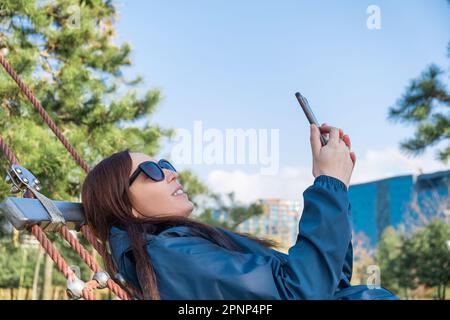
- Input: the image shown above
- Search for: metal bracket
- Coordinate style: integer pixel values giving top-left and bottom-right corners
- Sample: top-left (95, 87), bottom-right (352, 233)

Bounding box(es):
top-left (92, 271), bottom-right (110, 289)
top-left (66, 276), bottom-right (86, 300)
top-left (5, 164), bottom-right (41, 194)
top-left (4, 164), bottom-right (66, 232)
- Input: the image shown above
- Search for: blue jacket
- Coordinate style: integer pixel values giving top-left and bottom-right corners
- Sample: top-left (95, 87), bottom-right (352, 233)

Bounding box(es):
top-left (109, 175), bottom-right (397, 300)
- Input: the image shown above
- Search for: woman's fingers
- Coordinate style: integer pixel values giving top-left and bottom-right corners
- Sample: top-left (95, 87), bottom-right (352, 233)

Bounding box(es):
top-left (320, 124), bottom-right (343, 138)
top-left (321, 124), bottom-right (354, 165)
top-left (320, 124), bottom-right (351, 149)
top-left (319, 124), bottom-right (340, 143)
top-left (350, 151), bottom-right (356, 166)
top-left (328, 127), bottom-right (341, 144)
top-left (309, 124), bottom-right (322, 158)
top-left (343, 134), bottom-right (351, 149)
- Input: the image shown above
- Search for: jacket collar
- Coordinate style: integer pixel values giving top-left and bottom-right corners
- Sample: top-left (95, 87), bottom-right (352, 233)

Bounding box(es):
top-left (108, 225), bottom-right (192, 266)
top-left (108, 224), bottom-right (288, 268)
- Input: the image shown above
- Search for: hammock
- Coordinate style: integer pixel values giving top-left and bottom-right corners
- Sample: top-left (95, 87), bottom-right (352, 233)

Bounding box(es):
top-left (0, 53), bottom-right (139, 300)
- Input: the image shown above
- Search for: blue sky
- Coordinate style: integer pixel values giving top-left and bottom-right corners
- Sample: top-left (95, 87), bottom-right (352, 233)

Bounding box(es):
top-left (114, 1), bottom-right (450, 202)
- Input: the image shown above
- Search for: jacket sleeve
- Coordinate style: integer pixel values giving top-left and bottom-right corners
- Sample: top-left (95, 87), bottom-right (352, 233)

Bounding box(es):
top-left (338, 236), bottom-right (353, 289)
top-left (337, 201), bottom-right (354, 289)
top-left (343, 202), bottom-right (354, 282)
top-left (146, 175), bottom-right (352, 300)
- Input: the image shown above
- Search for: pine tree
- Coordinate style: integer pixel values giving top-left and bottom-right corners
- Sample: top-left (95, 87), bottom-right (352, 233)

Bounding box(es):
top-left (407, 220), bottom-right (450, 299)
top-left (0, 1), bottom-right (267, 298)
top-left (0, 0), bottom-right (173, 201)
top-left (0, 0), bottom-right (173, 298)
top-left (387, 1), bottom-right (450, 164)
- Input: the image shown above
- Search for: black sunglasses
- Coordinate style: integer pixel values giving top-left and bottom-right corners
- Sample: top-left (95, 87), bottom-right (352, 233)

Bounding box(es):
top-left (129, 159), bottom-right (177, 186)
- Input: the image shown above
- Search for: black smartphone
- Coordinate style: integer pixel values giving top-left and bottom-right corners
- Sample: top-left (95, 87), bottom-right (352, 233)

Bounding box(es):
top-left (295, 92), bottom-right (329, 146)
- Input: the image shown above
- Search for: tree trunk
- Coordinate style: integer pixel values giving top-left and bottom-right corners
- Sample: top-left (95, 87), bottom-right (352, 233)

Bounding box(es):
top-left (439, 284), bottom-right (445, 300)
top-left (435, 284), bottom-right (441, 300)
top-left (32, 247), bottom-right (44, 300)
top-left (42, 253), bottom-right (54, 300)
top-left (17, 248), bottom-right (28, 299)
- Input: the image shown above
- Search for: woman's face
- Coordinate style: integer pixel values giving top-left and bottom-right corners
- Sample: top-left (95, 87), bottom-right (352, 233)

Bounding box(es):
top-left (128, 152), bottom-right (194, 218)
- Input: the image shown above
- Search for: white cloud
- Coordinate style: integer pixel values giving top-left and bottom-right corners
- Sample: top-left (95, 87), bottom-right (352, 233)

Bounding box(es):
top-left (206, 147), bottom-right (449, 203)
top-left (351, 147), bottom-right (449, 184)
top-left (207, 166), bottom-right (313, 204)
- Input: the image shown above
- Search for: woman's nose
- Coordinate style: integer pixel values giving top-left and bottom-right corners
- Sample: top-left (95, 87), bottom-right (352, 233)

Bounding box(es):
top-left (164, 169), bottom-right (178, 182)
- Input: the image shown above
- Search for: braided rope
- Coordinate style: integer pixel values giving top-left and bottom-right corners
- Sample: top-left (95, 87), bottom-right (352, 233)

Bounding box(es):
top-left (0, 54), bottom-right (90, 173)
top-left (80, 225), bottom-right (103, 254)
top-left (31, 225), bottom-right (100, 300)
top-left (82, 280), bottom-right (98, 300)
top-left (0, 136), bottom-right (131, 299)
top-left (59, 226), bottom-right (101, 273)
top-left (80, 225), bottom-right (138, 299)
top-left (62, 226), bottom-right (130, 300)
top-left (0, 53), bottom-right (133, 300)
top-left (30, 225), bottom-right (76, 281)
top-left (1, 136), bottom-right (98, 299)
top-left (0, 136), bottom-right (19, 165)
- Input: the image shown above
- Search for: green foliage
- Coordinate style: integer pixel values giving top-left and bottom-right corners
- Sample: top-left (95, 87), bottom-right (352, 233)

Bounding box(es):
top-left (406, 220), bottom-right (450, 299)
top-left (44, 232), bottom-right (93, 287)
top-left (178, 171), bottom-right (265, 232)
top-left (196, 191), bottom-right (264, 231)
top-left (376, 227), bottom-right (416, 297)
top-left (178, 170), bottom-right (209, 207)
top-left (388, 39), bottom-right (450, 163)
top-left (0, 1), bottom-right (265, 297)
top-left (0, 0), bottom-right (173, 296)
top-left (0, 0), bottom-right (173, 202)
top-left (376, 220), bottom-right (450, 299)
top-left (0, 238), bottom-right (39, 288)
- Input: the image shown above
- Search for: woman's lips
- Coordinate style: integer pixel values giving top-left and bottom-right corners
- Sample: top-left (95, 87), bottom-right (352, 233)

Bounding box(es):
top-left (172, 189), bottom-right (184, 196)
top-left (171, 187), bottom-right (186, 197)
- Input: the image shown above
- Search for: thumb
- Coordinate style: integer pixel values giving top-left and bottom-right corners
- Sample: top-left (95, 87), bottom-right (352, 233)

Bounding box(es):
top-left (310, 124), bottom-right (321, 158)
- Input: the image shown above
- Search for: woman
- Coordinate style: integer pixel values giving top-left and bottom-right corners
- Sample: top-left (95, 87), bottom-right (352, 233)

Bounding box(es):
top-left (81, 123), bottom-right (397, 300)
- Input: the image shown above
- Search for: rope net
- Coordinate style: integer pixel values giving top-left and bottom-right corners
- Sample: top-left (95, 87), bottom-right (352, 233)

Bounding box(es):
top-left (0, 53), bottom-right (134, 300)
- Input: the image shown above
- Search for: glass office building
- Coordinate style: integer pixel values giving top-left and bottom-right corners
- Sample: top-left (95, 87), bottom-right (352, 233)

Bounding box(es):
top-left (348, 169), bottom-right (450, 246)
top-left (213, 169), bottom-right (449, 248)
top-left (213, 199), bottom-right (302, 249)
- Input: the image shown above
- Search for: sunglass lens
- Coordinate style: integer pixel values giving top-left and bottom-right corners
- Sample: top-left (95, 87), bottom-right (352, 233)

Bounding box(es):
top-left (141, 162), bottom-right (164, 181)
top-left (159, 160), bottom-right (177, 172)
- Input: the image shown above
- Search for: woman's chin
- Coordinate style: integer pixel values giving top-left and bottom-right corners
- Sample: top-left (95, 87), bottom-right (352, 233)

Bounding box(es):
top-left (169, 195), bottom-right (194, 216)
top-left (184, 201), bottom-right (194, 216)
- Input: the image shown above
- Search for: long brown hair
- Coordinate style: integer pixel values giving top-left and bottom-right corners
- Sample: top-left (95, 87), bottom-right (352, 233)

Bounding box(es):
top-left (81, 149), bottom-right (278, 300)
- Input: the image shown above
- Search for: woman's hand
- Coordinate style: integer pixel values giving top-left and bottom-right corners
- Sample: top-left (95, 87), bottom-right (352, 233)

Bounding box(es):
top-left (309, 123), bottom-right (356, 189)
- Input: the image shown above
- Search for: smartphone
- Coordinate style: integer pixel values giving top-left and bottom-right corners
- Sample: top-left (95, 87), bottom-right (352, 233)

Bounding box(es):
top-left (295, 92), bottom-right (329, 146)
